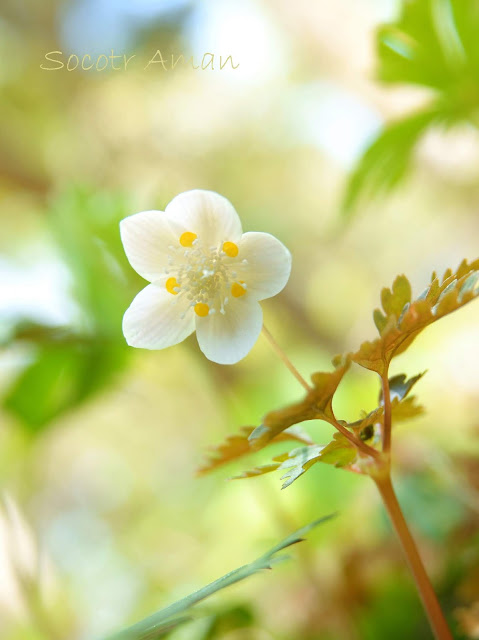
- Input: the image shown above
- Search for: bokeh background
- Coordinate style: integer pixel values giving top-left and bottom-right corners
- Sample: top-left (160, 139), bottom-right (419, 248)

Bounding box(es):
top-left (1, 0), bottom-right (479, 638)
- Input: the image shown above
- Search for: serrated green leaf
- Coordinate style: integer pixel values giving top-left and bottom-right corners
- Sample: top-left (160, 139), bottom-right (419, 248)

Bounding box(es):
top-left (278, 436), bottom-right (358, 488)
top-left (231, 374), bottom-right (426, 489)
top-left (197, 425), bottom-right (312, 475)
top-left (105, 516), bottom-right (335, 640)
top-left (379, 372), bottom-right (426, 404)
top-left (314, 435), bottom-right (357, 469)
top-left (380, 275), bottom-right (412, 320)
top-left (351, 260), bottom-right (479, 373)
top-left (347, 407), bottom-right (384, 444)
top-left (391, 395), bottom-right (425, 422)
top-left (278, 445), bottom-right (326, 488)
top-left (248, 357), bottom-right (350, 451)
top-left (373, 309), bottom-right (388, 333)
top-left (231, 463), bottom-right (281, 480)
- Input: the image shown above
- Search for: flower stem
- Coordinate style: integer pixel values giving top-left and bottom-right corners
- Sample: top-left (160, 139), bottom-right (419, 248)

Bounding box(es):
top-left (262, 325), bottom-right (311, 392)
top-left (262, 326), bottom-right (381, 459)
top-left (329, 417), bottom-right (381, 459)
top-left (381, 373), bottom-right (392, 455)
top-left (373, 473), bottom-right (453, 640)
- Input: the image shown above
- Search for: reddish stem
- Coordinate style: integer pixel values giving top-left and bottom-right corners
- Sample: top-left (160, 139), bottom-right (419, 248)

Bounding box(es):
top-left (373, 473), bottom-right (453, 640)
top-left (381, 372), bottom-right (392, 455)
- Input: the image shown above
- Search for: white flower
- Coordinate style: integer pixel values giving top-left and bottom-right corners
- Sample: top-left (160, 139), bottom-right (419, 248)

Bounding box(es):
top-left (120, 190), bottom-right (291, 364)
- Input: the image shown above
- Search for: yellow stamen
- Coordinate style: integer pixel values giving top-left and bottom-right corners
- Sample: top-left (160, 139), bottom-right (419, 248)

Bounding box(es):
top-left (180, 231), bottom-right (197, 247)
top-left (231, 282), bottom-right (247, 297)
top-left (165, 277), bottom-right (180, 295)
top-left (194, 302), bottom-right (209, 317)
top-left (223, 241), bottom-right (239, 257)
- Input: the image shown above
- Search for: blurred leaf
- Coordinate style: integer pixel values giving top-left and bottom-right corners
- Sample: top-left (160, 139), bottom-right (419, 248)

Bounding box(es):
top-left (232, 463), bottom-right (284, 480)
top-left (248, 356), bottom-right (350, 450)
top-left (105, 515), bottom-right (335, 640)
top-left (377, 0), bottom-right (472, 89)
top-left (2, 186), bottom-right (141, 430)
top-left (391, 395), bottom-right (424, 422)
top-left (312, 433), bottom-right (357, 469)
top-left (236, 437), bottom-right (358, 489)
top-left (379, 372), bottom-right (425, 404)
top-left (3, 338), bottom-right (127, 431)
top-left (197, 425), bottom-right (312, 476)
top-left (342, 108), bottom-right (445, 213)
top-left (347, 406), bottom-right (384, 444)
top-left (50, 186), bottom-right (140, 335)
top-left (376, 275), bottom-right (412, 329)
top-left (343, 0), bottom-right (479, 212)
top-left (351, 259), bottom-right (479, 374)
top-left (197, 604), bottom-right (255, 640)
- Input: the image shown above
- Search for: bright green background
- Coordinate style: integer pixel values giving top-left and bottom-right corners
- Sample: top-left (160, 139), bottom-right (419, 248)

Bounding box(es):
top-left (1, 1), bottom-right (478, 638)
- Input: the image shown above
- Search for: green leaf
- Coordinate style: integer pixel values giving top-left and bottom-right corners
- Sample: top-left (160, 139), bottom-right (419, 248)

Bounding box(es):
top-left (278, 437), bottom-right (357, 488)
top-left (342, 108), bottom-right (443, 214)
top-left (248, 356), bottom-right (350, 450)
top-left (105, 516), bottom-right (335, 640)
top-left (3, 339), bottom-right (128, 431)
top-left (50, 187), bottom-right (144, 335)
top-left (351, 259), bottom-right (479, 374)
top-left (380, 275), bottom-right (412, 319)
top-left (343, 0), bottom-right (479, 213)
top-left (235, 435), bottom-right (359, 489)
top-left (232, 463), bottom-right (283, 480)
top-left (380, 372), bottom-right (426, 404)
top-left (2, 187), bottom-right (143, 430)
top-left (391, 395), bottom-right (425, 422)
top-left (197, 425), bottom-right (312, 475)
top-left (277, 445), bottom-right (326, 488)
top-left (232, 385), bottom-right (424, 488)
top-left (377, 0), bottom-right (468, 89)
top-left (311, 435), bottom-right (357, 469)
top-left (197, 604), bottom-right (255, 640)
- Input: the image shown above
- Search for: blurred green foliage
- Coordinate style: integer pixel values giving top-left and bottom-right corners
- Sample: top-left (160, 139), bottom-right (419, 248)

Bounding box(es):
top-left (1, 0), bottom-right (479, 639)
top-left (344, 0), bottom-right (479, 213)
top-left (3, 188), bottom-right (141, 429)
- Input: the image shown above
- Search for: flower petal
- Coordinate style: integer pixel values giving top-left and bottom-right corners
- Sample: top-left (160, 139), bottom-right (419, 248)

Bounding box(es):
top-left (166, 190), bottom-right (242, 246)
top-left (120, 210), bottom-right (177, 282)
top-left (123, 283), bottom-right (195, 350)
top-left (236, 232), bottom-right (292, 300)
top-left (195, 297), bottom-right (263, 365)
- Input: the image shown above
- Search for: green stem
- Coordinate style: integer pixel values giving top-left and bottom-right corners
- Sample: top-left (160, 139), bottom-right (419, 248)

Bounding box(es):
top-left (262, 325), bottom-right (380, 461)
top-left (262, 325), bottom-right (311, 392)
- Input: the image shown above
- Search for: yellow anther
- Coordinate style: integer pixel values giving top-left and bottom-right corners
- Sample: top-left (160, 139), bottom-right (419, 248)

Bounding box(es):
top-left (223, 241), bottom-right (239, 257)
top-left (180, 231), bottom-right (197, 247)
top-left (165, 277), bottom-right (180, 295)
top-left (231, 282), bottom-right (247, 298)
top-left (194, 302), bottom-right (209, 317)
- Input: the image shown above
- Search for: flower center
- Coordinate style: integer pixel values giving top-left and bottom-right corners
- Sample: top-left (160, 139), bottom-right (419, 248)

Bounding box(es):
top-left (164, 233), bottom-right (247, 317)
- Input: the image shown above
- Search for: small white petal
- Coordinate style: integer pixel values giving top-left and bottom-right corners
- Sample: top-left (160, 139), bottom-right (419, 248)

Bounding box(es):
top-left (195, 297), bottom-right (263, 364)
top-left (122, 283), bottom-right (194, 350)
top-left (120, 211), bottom-right (177, 282)
top-left (166, 190), bottom-right (242, 245)
top-left (236, 232), bottom-right (291, 301)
